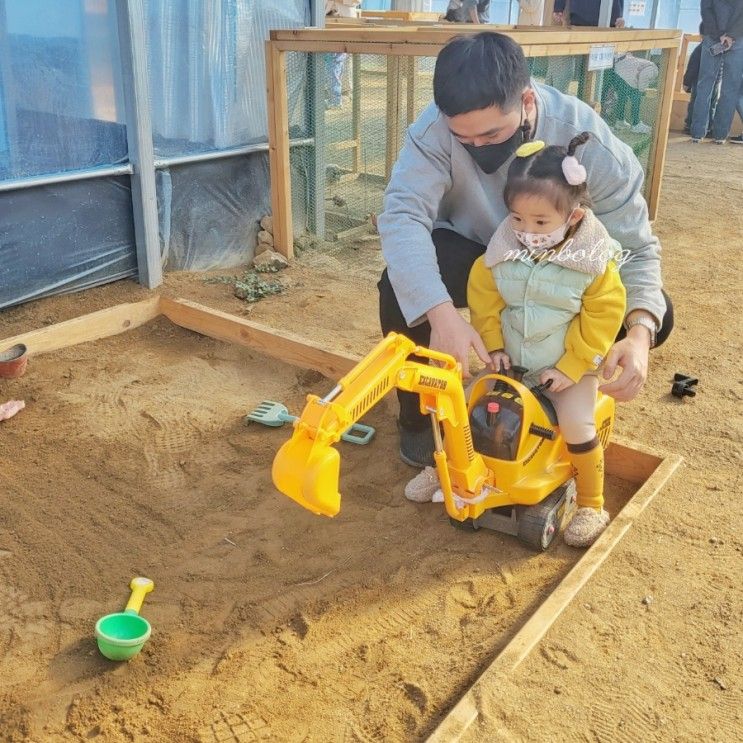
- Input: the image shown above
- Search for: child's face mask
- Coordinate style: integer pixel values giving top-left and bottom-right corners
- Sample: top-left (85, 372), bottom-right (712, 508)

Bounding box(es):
top-left (512, 210), bottom-right (575, 252)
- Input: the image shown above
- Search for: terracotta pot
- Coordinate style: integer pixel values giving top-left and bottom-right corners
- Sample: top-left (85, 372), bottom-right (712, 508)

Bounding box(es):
top-left (0, 343), bottom-right (28, 379)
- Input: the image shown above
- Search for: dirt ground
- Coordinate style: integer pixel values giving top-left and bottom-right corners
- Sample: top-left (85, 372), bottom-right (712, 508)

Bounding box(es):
top-left (1, 138), bottom-right (741, 742)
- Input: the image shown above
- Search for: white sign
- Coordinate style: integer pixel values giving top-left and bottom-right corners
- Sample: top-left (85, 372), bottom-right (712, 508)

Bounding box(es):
top-left (628, 1), bottom-right (646, 16)
top-left (588, 45), bottom-right (616, 72)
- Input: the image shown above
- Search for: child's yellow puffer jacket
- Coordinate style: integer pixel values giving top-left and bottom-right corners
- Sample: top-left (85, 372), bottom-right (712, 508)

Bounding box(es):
top-left (468, 209), bottom-right (626, 384)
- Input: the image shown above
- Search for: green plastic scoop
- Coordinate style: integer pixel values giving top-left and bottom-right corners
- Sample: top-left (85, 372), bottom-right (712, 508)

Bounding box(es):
top-left (95, 576), bottom-right (154, 661)
top-left (246, 400), bottom-right (375, 445)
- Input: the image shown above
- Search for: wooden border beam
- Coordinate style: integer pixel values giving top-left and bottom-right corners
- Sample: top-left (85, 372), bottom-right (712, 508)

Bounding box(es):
top-left (160, 297), bottom-right (359, 379)
top-left (0, 295), bottom-right (682, 743)
top-left (426, 442), bottom-right (683, 742)
top-left (0, 296), bottom-right (161, 357)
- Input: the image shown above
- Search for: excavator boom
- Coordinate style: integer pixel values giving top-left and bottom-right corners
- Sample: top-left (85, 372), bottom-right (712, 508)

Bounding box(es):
top-left (272, 333), bottom-right (490, 518)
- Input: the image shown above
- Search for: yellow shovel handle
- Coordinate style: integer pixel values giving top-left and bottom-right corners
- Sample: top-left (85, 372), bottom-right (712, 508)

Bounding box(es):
top-left (125, 576), bottom-right (154, 614)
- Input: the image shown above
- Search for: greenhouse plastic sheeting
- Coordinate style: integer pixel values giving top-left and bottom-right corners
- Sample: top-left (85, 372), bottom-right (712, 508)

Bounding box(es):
top-left (0, 0), bottom-right (127, 181)
top-left (0, 177), bottom-right (137, 310)
top-left (144, 0), bottom-right (309, 157)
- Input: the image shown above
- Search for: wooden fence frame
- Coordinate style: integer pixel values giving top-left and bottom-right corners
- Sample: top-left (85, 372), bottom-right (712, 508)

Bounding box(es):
top-left (1, 295), bottom-right (682, 741)
top-left (266, 26), bottom-right (681, 257)
top-left (672, 32), bottom-right (702, 105)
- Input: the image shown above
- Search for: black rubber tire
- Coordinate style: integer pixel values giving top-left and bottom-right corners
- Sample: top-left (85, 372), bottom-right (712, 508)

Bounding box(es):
top-left (517, 486), bottom-right (567, 551)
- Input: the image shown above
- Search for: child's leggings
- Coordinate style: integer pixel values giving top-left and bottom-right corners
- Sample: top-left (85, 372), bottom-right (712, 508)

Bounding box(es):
top-left (543, 375), bottom-right (604, 511)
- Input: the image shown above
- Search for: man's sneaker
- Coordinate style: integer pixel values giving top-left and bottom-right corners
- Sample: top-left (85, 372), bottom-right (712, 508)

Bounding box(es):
top-left (404, 467), bottom-right (440, 502)
top-left (730, 135), bottom-right (743, 144)
top-left (613, 119), bottom-right (631, 130)
top-left (398, 423), bottom-right (435, 468)
top-left (631, 121), bottom-right (652, 135)
top-left (690, 137), bottom-right (701, 143)
top-left (714, 138), bottom-right (726, 145)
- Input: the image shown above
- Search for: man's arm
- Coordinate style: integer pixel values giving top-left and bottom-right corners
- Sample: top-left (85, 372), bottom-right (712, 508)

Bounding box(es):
top-left (377, 115), bottom-right (453, 327)
top-left (582, 140), bottom-right (666, 330)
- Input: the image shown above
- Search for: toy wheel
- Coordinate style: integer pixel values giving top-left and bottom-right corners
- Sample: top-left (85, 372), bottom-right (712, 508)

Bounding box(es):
top-left (517, 485), bottom-right (567, 551)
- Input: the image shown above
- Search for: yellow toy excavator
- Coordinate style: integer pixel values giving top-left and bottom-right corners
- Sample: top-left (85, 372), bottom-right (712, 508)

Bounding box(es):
top-left (272, 333), bottom-right (615, 550)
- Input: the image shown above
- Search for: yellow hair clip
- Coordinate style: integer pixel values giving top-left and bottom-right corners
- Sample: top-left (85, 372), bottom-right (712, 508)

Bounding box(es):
top-left (515, 140), bottom-right (545, 158)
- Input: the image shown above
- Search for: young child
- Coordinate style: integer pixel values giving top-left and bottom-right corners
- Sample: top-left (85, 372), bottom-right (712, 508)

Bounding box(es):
top-left (406, 133), bottom-right (626, 548)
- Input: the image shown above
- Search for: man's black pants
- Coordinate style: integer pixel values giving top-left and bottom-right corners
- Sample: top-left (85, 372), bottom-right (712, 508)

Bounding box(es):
top-left (378, 228), bottom-right (675, 431)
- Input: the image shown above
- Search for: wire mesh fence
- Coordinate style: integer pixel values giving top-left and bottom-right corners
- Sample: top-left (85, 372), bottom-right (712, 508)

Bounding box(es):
top-left (286, 47), bottom-right (668, 246)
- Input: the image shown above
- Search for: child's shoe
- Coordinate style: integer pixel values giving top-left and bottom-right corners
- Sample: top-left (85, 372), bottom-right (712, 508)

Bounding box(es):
top-left (564, 507), bottom-right (610, 547)
top-left (404, 466), bottom-right (440, 502)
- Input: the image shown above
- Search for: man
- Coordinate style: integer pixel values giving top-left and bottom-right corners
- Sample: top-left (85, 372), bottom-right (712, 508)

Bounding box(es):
top-left (690, 0), bottom-right (743, 144)
top-left (444, 0), bottom-right (491, 24)
top-left (377, 33), bottom-right (673, 468)
top-left (553, 0), bottom-right (625, 28)
top-left (547, 1), bottom-right (624, 99)
top-left (683, 24), bottom-right (720, 135)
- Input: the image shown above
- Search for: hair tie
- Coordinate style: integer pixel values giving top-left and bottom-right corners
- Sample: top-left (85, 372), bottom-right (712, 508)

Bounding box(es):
top-left (562, 155), bottom-right (587, 185)
top-left (516, 140), bottom-right (545, 158)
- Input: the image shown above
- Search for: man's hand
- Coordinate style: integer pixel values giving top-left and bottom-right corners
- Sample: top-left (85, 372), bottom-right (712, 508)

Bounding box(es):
top-left (540, 368), bottom-right (574, 392)
top-left (427, 302), bottom-right (490, 378)
top-left (599, 327), bottom-right (651, 401)
top-left (615, 17), bottom-right (626, 28)
top-left (721, 34), bottom-right (734, 49)
top-left (552, 11), bottom-right (564, 25)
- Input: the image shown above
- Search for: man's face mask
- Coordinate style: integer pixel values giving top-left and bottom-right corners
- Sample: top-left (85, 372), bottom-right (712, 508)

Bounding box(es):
top-left (462, 121), bottom-right (526, 174)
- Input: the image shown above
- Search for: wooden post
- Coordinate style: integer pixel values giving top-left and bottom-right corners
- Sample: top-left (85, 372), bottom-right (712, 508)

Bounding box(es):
top-left (646, 44), bottom-right (680, 221)
top-left (385, 56), bottom-right (402, 180)
top-left (351, 53), bottom-right (362, 173)
top-left (266, 41), bottom-right (293, 258)
top-left (405, 56), bottom-right (416, 126)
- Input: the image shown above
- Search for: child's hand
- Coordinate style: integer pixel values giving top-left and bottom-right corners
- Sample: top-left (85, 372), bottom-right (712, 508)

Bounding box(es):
top-left (539, 368), bottom-right (574, 392)
top-left (489, 350), bottom-right (511, 373)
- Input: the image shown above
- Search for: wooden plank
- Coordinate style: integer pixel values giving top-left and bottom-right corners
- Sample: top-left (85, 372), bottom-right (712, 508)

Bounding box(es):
top-left (270, 27), bottom-right (682, 45)
top-left (405, 55), bottom-right (416, 126)
top-left (385, 56), bottom-right (402, 181)
top-left (360, 10), bottom-right (441, 22)
top-left (160, 297), bottom-right (360, 380)
top-left (646, 44), bottom-right (680, 221)
top-left (266, 41), bottom-right (293, 259)
top-left (427, 447), bottom-right (683, 743)
top-left (274, 38), bottom-right (680, 57)
top-left (0, 297), bottom-right (162, 357)
top-left (328, 138), bottom-right (361, 152)
top-left (351, 53), bottom-right (362, 173)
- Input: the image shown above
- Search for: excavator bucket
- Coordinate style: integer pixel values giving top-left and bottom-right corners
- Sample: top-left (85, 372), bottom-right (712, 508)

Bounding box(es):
top-left (272, 433), bottom-right (341, 517)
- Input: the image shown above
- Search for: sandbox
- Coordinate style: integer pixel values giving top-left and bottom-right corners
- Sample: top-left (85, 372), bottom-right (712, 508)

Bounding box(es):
top-left (0, 298), bottom-right (680, 742)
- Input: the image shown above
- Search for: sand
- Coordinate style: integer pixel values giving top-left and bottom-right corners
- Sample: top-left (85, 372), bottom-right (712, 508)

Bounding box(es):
top-left (0, 137), bottom-right (741, 742)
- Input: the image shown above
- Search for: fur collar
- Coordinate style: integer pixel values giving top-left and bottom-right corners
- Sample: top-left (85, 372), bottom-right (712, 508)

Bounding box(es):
top-left (484, 208), bottom-right (619, 276)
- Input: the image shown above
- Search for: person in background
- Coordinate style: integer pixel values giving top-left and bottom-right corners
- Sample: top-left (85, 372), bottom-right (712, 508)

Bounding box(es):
top-left (690, 0), bottom-right (743, 144)
top-left (444, 0), bottom-right (491, 24)
top-left (324, 0), bottom-right (360, 108)
top-left (683, 24), bottom-right (720, 136)
top-left (731, 79), bottom-right (743, 143)
top-left (553, 0), bottom-right (625, 29)
top-left (547, 1), bottom-right (625, 97)
top-left (517, 0), bottom-right (544, 26)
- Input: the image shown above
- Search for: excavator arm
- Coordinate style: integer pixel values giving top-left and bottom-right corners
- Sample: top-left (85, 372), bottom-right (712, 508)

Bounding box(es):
top-left (272, 333), bottom-right (492, 519)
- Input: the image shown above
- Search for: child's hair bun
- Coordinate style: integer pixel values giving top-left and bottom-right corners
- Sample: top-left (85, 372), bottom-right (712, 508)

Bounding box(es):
top-left (562, 132), bottom-right (591, 185)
